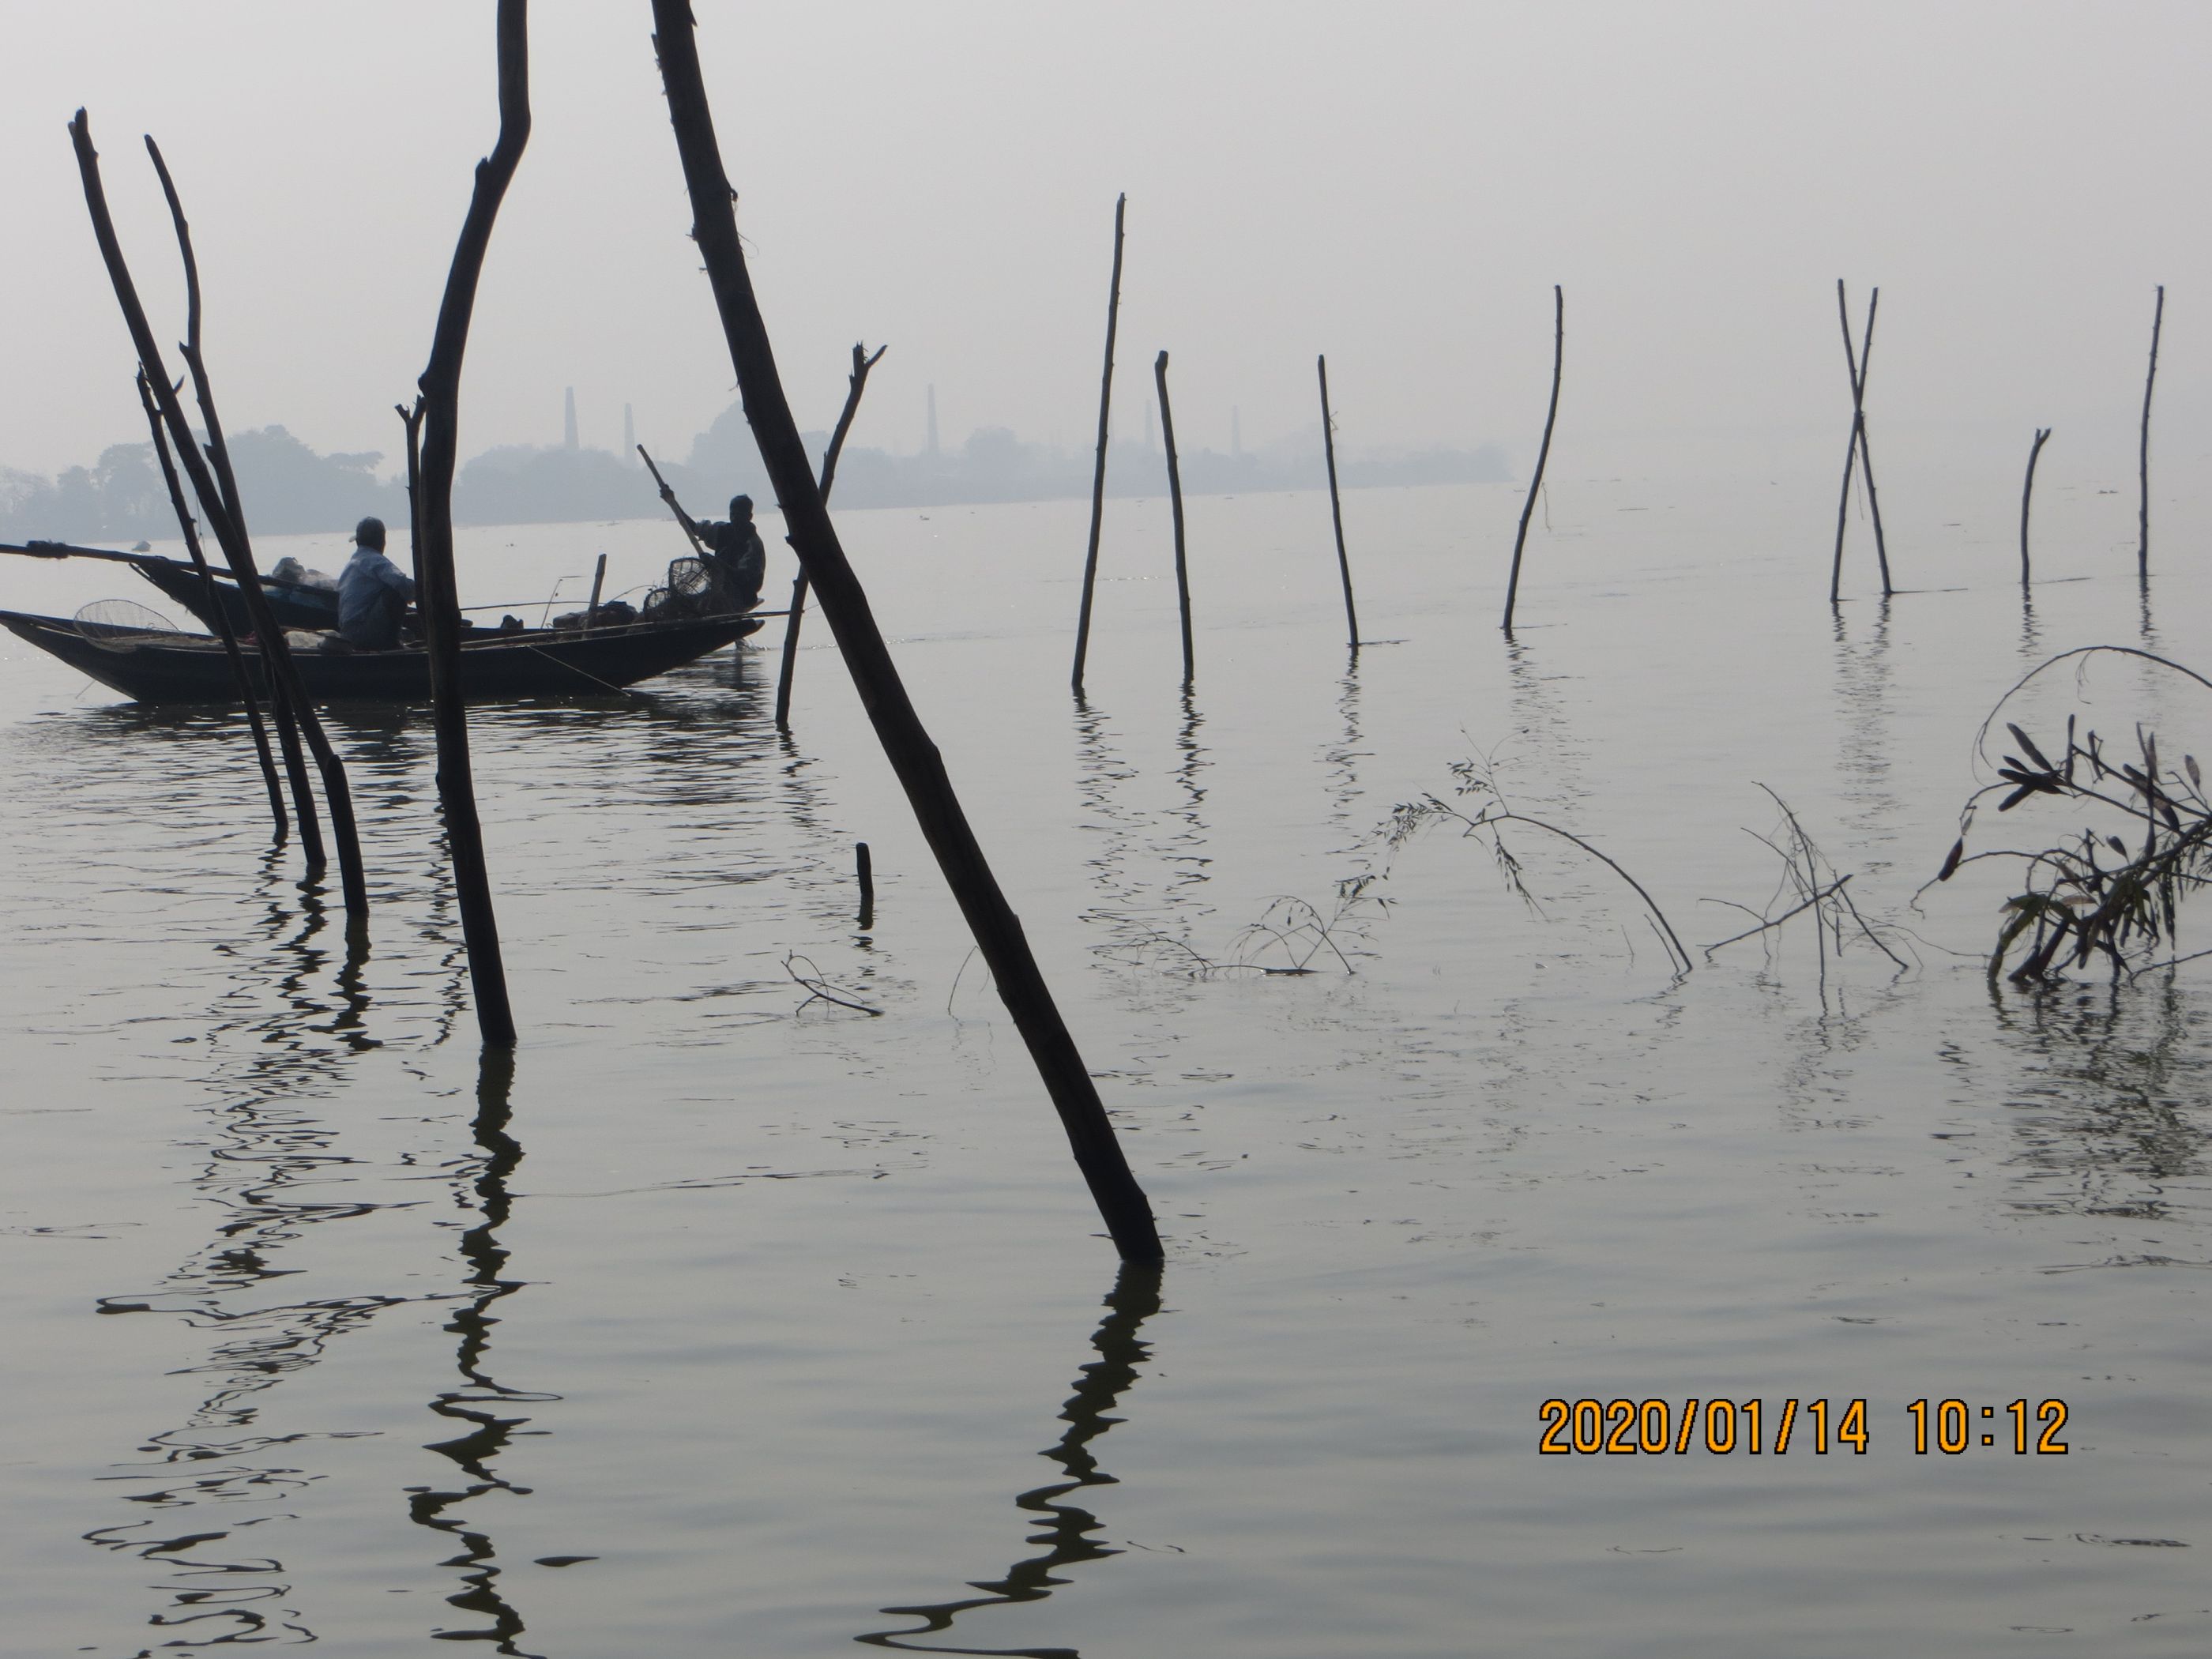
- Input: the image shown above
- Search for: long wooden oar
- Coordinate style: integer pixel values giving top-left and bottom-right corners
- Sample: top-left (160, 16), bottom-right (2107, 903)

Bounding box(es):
top-left (635, 444), bottom-right (705, 554)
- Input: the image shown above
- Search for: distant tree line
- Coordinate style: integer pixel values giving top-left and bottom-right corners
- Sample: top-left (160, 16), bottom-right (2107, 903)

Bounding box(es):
top-left (1, 409), bottom-right (1509, 544)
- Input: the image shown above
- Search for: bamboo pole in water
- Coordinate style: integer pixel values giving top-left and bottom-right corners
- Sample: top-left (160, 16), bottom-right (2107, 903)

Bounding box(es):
top-left (1830, 281), bottom-right (1892, 600)
top-left (1317, 354), bottom-right (1359, 652)
top-left (1502, 285), bottom-right (1563, 633)
top-left (73, 115), bottom-right (367, 912)
top-left (2019, 427), bottom-right (2052, 587)
top-left (648, 0), bottom-right (1162, 1261)
top-left (408, 0), bottom-right (528, 1048)
top-left (774, 340), bottom-right (885, 729)
top-left (2139, 284), bottom-right (2163, 580)
top-left (1071, 194), bottom-right (1127, 698)
top-left (1153, 350), bottom-right (1194, 686)
top-left (135, 370), bottom-right (289, 847)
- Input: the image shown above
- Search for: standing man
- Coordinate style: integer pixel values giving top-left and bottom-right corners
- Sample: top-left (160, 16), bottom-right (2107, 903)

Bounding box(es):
top-left (337, 516), bottom-right (416, 650)
top-left (657, 485), bottom-right (767, 612)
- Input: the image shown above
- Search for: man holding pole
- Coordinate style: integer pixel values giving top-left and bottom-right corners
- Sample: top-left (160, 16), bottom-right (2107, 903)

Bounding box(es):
top-left (658, 484), bottom-right (766, 613)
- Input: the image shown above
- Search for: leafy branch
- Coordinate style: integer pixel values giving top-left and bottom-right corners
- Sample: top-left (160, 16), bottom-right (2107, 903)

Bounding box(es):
top-left (1932, 647), bottom-right (2212, 984)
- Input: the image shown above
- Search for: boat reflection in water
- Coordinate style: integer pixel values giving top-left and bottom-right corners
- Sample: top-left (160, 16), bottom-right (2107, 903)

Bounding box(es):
top-left (856, 1262), bottom-right (1165, 1657)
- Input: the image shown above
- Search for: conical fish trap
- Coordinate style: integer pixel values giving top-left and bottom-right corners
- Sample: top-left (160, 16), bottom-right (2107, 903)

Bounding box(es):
top-left (642, 555), bottom-right (717, 621)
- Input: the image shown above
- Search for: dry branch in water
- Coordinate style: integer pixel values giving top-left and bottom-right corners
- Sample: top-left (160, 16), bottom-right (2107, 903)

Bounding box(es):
top-left (1389, 758), bottom-right (1694, 976)
top-left (1700, 785), bottom-right (1910, 974)
top-left (1933, 646), bottom-right (2212, 984)
top-left (1092, 878), bottom-right (1383, 979)
top-left (784, 953), bottom-right (882, 1017)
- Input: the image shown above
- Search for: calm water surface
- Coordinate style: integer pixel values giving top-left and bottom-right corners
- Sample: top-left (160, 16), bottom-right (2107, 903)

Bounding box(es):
top-left (2, 466), bottom-right (2209, 1655)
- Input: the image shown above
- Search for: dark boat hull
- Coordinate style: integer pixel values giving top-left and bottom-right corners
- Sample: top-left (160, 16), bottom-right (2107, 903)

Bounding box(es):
top-left (0, 609), bottom-right (760, 705)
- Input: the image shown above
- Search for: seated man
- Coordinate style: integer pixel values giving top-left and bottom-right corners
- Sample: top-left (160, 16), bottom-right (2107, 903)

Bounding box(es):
top-left (659, 485), bottom-right (766, 612)
top-left (336, 516), bottom-right (416, 650)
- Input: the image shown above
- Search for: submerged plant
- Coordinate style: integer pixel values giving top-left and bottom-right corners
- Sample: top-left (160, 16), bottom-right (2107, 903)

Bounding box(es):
top-left (1934, 647), bottom-right (2212, 984)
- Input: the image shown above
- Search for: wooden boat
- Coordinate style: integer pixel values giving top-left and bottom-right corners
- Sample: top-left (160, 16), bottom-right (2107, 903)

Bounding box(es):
top-left (0, 607), bottom-right (762, 705)
top-left (2, 540), bottom-right (344, 632)
top-left (130, 555), bottom-right (340, 634)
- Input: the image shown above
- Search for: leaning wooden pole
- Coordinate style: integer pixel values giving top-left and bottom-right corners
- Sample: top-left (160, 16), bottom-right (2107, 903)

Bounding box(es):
top-left (1853, 288), bottom-right (1891, 596)
top-left (774, 339), bottom-right (884, 729)
top-left (1502, 284), bottom-right (1563, 633)
top-left (1833, 281), bottom-right (1892, 598)
top-left (1829, 283), bottom-right (1861, 604)
top-left (649, 0), bottom-right (1161, 1262)
top-left (71, 113), bottom-right (367, 914)
top-left (1317, 353), bottom-right (1359, 651)
top-left (1070, 193), bottom-right (1127, 698)
top-left (2139, 284), bottom-right (2164, 579)
top-left (1153, 349), bottom-right (1194, 686)
top-left (146, 135), bottom-right (354, 890)
top-left (136, 370), bottom-right (289, 846)
top-left (410, 0), bottom-right (527, 1049)
top-left (2019, 426), bottom-right (2052, 587)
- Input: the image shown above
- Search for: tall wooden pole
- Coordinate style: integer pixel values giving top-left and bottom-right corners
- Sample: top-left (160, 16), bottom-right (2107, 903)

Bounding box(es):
top-left (774, 340), bottom-right (885, 729)
top-left (2139, 284), bottom-right (2164, 580)
top-left (1071, 194), bottom-right (1127, 698)
top-left (72, 114), bottom-right (367, 914)
top-left (1153, 350), bottom-right (1194, 687)
top-left (135, 370), bottom-right (289, 846)
top-left (398, 398), bottom-right (427, 590)
top-left (2019, 426), bottom-right (2052, 587)
top-left (1502, 284), bottom-right (1563, 633)
top-left (410, 0), bottom-right (528, 1048)
top-left (649, 0), bottom-right (1161, 1261)
top-left (1317, 353), bottom-right (1359, 652)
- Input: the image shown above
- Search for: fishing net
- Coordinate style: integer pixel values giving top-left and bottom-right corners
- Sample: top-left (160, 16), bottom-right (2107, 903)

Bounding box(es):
top-left (73, 599), bottom-right (198, 652)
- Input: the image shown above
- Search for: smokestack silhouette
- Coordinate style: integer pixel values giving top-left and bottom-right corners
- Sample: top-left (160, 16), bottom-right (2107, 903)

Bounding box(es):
top-left (623, 401), bottom-right (634, 461)
top-left (926, 383), bottom-right (939, 459)
top-left (563, 386), bottom-right (578, 451)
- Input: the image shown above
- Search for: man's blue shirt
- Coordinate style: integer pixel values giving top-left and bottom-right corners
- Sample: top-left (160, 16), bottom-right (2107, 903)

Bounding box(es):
top-left (337, 544), bottom-right (416, 649)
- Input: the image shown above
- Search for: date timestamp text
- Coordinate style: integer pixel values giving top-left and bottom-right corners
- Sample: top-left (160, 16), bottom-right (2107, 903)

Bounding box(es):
top-left (1537, 1398), bottom-right (2070, 1456)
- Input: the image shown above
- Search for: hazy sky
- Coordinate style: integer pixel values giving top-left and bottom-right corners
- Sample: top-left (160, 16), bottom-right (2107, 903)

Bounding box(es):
top-left (2, 1), bottom-right (2206, 482)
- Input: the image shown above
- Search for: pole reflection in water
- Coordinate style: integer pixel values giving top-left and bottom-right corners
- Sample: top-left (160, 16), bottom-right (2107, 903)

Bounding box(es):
top-left (856, 1262), bottom-right (1166, 1657)
top-left (1163, 690), bottom-right (1212, 908)
top-left (1830, 594), bottom-right (1897, 891)
top-left (408, 1048), bottom-right (558, 1653)
top-left (81, 891), bottom-right (420, 1650)
top-left (1319, 653), bottom-right (1368, 860)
